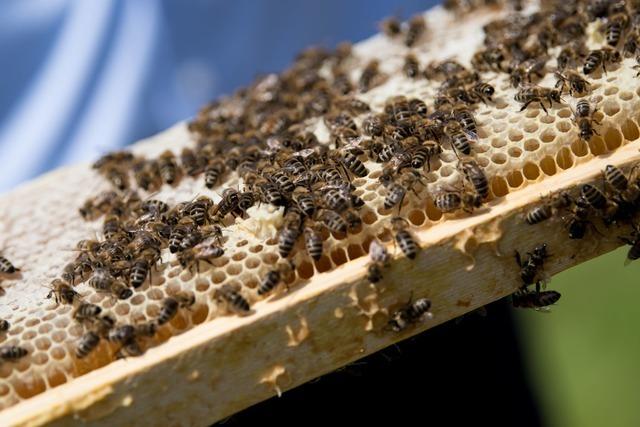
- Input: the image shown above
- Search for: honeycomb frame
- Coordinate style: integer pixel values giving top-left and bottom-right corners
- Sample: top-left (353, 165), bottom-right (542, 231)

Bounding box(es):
top-left (2, 0), bottom-right (640, 424)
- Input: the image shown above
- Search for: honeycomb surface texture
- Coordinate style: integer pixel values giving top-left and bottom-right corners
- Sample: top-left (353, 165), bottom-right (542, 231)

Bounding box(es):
top-left (1, 0), bottom-right (640, 413)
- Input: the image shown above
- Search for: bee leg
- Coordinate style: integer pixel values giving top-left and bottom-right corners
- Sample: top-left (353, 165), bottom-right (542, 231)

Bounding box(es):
top-left (519, 99), bottom-right (535, 112)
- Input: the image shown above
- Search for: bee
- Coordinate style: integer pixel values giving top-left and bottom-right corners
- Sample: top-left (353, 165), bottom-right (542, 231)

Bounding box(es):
top-left (76, 331), bottom-right (100, 359)
top-left (340, 150), bottom-right (369, 178)
top-left (181, 147), bottom-right (204, 176)
top-left (108, 325), bottom-right (135, 343)
top-left (269, 170), bottom-right (295, 195)
top-left (332, 70), bottom-right (353, 95)
top-left (47, 279), bottom-right (81, 305)
top-left (335, 97), bottom-right (371, 116)
top-left (512, 285), bottom-right (561, 311)
top-left (0, 255), bottom-right (19, 274)
top-left (580, 184), bottom-right (608, 210)
top-left (89, 269), bottom-right (132, 300)
top-left (563, 195), bottom-right (591, 239)
top-left (573, 101), bottom-right (600, 141)
top-left (444, 121), bottom-right (473, 156)
top-left (133, 159), bottom-right (162, 192)
top-left (104, 166), bottom-right (129, 191)
top-left (320, 209), bottom-right (348, 234)
top-left (73, 303), bottom-right (102, 325)
top-left (258, 261), bottom-right (295, 296)
top-left (129, 257), bottom-right (151, 289)
top-left (177, 244), bottom-right (225, 272)
top-left (204, 159), bottom-right (226, 189)
top-left (603, 164), bottom-right (640, 206)
top-left (115, 339), bottom-right (144, 359)
top-left (514, 85), bottom-right (562, 114)
top-left (0, 345), bottom-right (28, 362)
top-left (583, 47), bottom-right (621, 75)
top-left (185, 196), bottom-right (213, 226)
top-left (359, 59), bottom-right (382, 92)
top-left (604, 12), bottom-right (629, 46)
top-left (385, 95), bottom-right (413, 127)
top-left (0, 319), bottom-right (9, 332)
top-left (623, 30), bottom-right (639, 57)
top-left (304, 225), bottom-right (323, 261)
top-left (410, 140), bottom-right (441, 171)
top-left (469, 82), bottom-right (494, 104)
top-left (409, 98), bottom-right (428, 118)
top-left (158, 150), bottom-right (180, 185)
top-left (405, 14), bottom-right (426, 47)
top-left (367, 239), bottom-right (390, 283)
top-left (508, 58), bottom-right (547, 87)
top-left (380, 16), bottom-right (401, 38)
top-left (451, 106), bottom-right (477, 137)
top-left (515, 243), bottom-right (549, 286)
top-left (158, 292), bottom-right (195, 325)
top-left (604, 164), bottom-right (630, 193)
top-left (403, 54), bottom-right (420, 78)
top-left (293, 191), bottom-right (317, 218)
top-left (93, 151), bottom-right (135, 170)
top-left (390, 216), bottom-right (418, 259)
top-left (459, 159), bottom-right (489, 200)
top-left (433, 187), bottom-right (483, 213)
top-left (554, 71), bottom-right (590, 96)
top-left (169, 217), bottom-right (197, 253)
top-left (141, 199), bottom-right (169, 217)
top-left (278, 213), bottom-right (302, 258)
top-left (214, 284), bottom-right (251, 315)
top-left (387, 295), bottom-right (432, 332)
top-left (362, 114), bottom-right (385, 137)
top-left (525, 192), bottom-right (571, 225)
top-left (471, 47), bottom-right (505, 72)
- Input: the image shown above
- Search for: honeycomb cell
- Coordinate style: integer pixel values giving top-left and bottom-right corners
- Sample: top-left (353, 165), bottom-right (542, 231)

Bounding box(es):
top-left (249, 245), bottom-right (263, 253)
top-left (508, 130), bottom-right (523, 141)
top-left (540, 130), bottom-right (556, 143)
top-left (523, 139), bottom-right (539, 152)
top-left (603, 127), bottom-right (622, 150)
top-left (491, 138), bottom-right (506, 148)
top-left (297, 261), bottom-right (314, 280)
top-left (556, 120), bottom-right (572, 133)
top-left (424, 199), bottom-right (442, 221)
top-left (588, 136), bottom-right (607, 156)
top-left (331, 249), bottom-right (348, 266)
top-left (539, 156), bottom-right (557, 176)
top-left (347, 244), bottom-right (365, 260)
top-left (245, 257), bottom-right (260, 269)
top-left (556, 147), bottom-right (574, 169)
top-left (523, 122), bottom-right (539, 134)
top-left (602, 99), bottom-right (620, 116)
top-left (491, 153), bottom-right (507, 164)
top-left (491, 176), bottom-right (509, 197)
top-left (619, 91), bottom-right (633, 101)
top-left (408, 210), bottom-right (426, 226)
top-left (571, 140), bottom-right (589, 157)
top-left (314, 256), bottom-right (332, 273)
top-left (557, 108), bottom-right (572, 118)
top-left (621, 120), bottom-right (639, 141)
top-left (508, 147), bottom-right (522, 158)
top-left (506, 171), bottom-right (524, 188)
top-left (523, 163), bottom-right (540, 180)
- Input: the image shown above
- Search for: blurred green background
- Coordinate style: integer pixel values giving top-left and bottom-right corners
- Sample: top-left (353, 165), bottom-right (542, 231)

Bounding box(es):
top-left (517, 247), bottom-right (640, 427)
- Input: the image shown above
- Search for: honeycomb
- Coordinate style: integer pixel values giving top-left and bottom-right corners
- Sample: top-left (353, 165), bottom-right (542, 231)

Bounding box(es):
top-left (2, 0), bottom-right (640, 415)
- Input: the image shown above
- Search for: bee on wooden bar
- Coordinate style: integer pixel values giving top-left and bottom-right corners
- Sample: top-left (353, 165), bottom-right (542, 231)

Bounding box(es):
top-left (525, 192), bottom-right (571, 225)
top-left (405, 14), bottom-right (426, 47)
top-left (47, 279), bottom-right (81, 305)
top-left (390, 216), bottom-right (418, 260)
top-left (214, 284), bottom-right (251, 315)
top-left (515, 243), bottom-right (549, 286)
top-left (554, 71), bottom-right (590, 96)
top-left (583, 47), bottom-right (621, 75)
top-left (403, 53), bottom-right (421, 78)
top-left (258, 260), bottom-right (295, 296)
top-left (367, 239), bottom-right (390, 284)
top-left (0, 345), bottom-right (28, 362)
top-left (512, 284), bottom-right (561, 311)
top-left (75, 331), bottom-right (100, 359)
top-left (580, 184), bottom-right (608, 210)
top-left (433, 186), bottom-right (483, 213)
top-left (514, 84), bottom-right (562, 114)
top-left (563, 195), bottom-right (591, 239)
top-left (387, 294), bottom-right (432, 332)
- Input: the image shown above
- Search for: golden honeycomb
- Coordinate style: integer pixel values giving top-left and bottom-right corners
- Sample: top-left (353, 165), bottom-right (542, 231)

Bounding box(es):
top-left (2, 0), bottom-right (640, 415)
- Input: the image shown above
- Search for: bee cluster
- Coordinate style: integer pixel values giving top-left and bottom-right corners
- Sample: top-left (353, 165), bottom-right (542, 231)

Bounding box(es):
top-left (4, 0), bottom-right (640, 408)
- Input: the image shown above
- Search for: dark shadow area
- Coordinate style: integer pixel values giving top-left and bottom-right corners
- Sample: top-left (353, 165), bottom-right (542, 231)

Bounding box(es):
top-left (219, 300), bottom-right (543, 426)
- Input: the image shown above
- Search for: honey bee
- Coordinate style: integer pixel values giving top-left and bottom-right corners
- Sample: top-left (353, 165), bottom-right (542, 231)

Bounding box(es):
top-left (339, 150), bottom-right (369, 178)
top-left (410, 140), bottom-right (441, 171)
top-left (180, 147), bottom-right (205, 176)
top-left (89, 269), bottom-right (132, 300)
top-left (114, 339), bottom-right (144, 359)
top-left (0, 255), bottom-right (19, 274)
top-left (293, 191), bottom-right (317, 218)
top-left (103, 166), bottom-right (130, 191)
top-left (459, 159), bottom-right (489, 200)
top-left (512, 284), bottom-right (561, 311)
top-left (387, 294), bottom-right (432, 332)
top-left (525, 192), bottom-right (571, 225)
top-left (514, 84), bottom-right (563, 114)
top-left (405, 14), bottom-right (426, 47)
top-left (214, 284), bottom-right (251, 315)
top-left (471, 47), bottom-right (505, 72)
top-left (334, 97), bottom-right (371, 116)
top-left (304, 225), bottom-right (323, 261)
top-left (108, 325), bottom-right (135, 343)
top-left (140, 199), bottom-right (169, 218)
top-left (278, 212), bottom-right (302, 258)
top-left (0, 319), bottom-right (10, 332)
top-left (132, 159), bottom-right (162, 192)
top-left (556, 42), bottom-right (587, 72)
top-left (47, 279), bottom-right (81, 305)
top-left (362, 114), bottom-right (385, 137)
top-left (451, 106), bottom-right (478, 137)
top-left (515, 243), bottom-right (549, 286)
top-left (93, 151), bottom-right (135, 171)
top-left (204, 159), bottom-right (226, 189)
top-left (0, 345), bottom-right (28, 362)
top-left (604, 12), bottom-right (629, 46)
top-left (169, 217), bottom-right (197, 253)
top-left (554, 71), bottom-right (590, 96)
top-left (258, 260), bottom-right (295, 296)
top-left (158, 292), bottom-right (195, 325)
top-left (75, 332), bottom-right (100, 359)
top-left (332, 69), bottom-right (354, 95)
top-left (508, 58), bottom-right (547, 87)
top-left (573, 100), bottom-right (600, 141)
top-left (403, 54), bottom-right (420, 78)
top-left (380, 16), bottom-right (401, 38)
top-left (580, 184), bottom-right (608, 211)
top-left (563, 195), bottom-right (591, 239)
top-left (320, 209), bottom-right (348, 234)
top-left (158, 150), bottom-right (181, 185)
top-left (469, 82), bottom-right (495, 104)
top-left (176, 243), bottom-right (225, 273)
top-left (359, 59), bottom-right (383, 92)
top-left (390, 216), bottom-right (418, 259)
top-left (603, 164), bottom-right (640, 206)
top-left (367, 239), bottom-right (390, 283)
top-left (184, 196), bottom-right (214, 226)
top-left (583, 47), bottom-right (621, 75)
top-left (73, 303), bottom-right (102, 323)
top-left (444, 121), bottom-right (474, 156)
